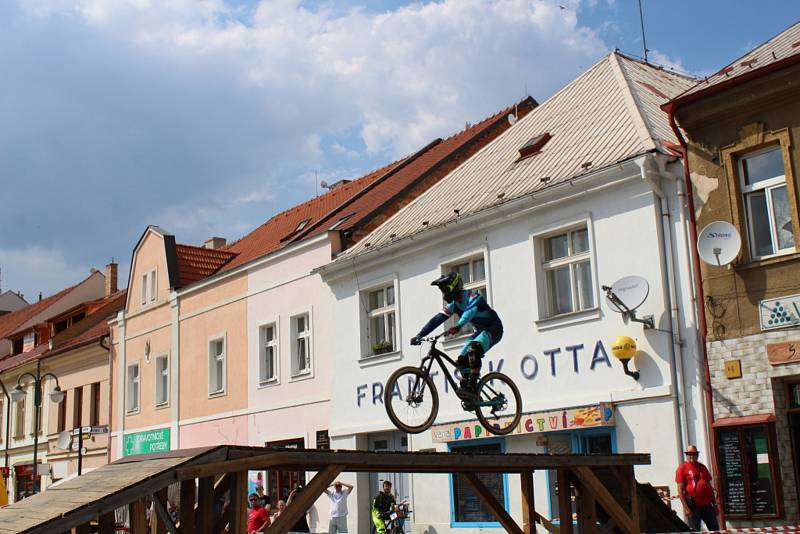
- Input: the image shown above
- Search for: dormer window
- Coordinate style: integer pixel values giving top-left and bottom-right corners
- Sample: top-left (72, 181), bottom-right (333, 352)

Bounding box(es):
top-left (329, 214), bottom-right (354, 231)
top-left (295, 219), bottom-right (311, 233)
top-left (518, 132), bottom-right (552, 160)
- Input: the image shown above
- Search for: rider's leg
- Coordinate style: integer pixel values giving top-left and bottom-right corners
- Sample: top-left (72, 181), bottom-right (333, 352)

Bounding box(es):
top-left (466, 342), bottom-right (484, 391)
top-left (371, 508), bottom-right (387, 534)
top-left (455, 353), bottom-right (471, 389)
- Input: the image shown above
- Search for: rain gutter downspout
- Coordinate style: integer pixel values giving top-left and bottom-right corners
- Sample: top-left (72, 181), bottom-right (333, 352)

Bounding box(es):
top-left (666, 102), bottom-right (725, 527)
top-left (636, 154), bottom-right (688, 463)
top-left (0, 375), bottom-right (10, 470)
top-left (100, 335), bottom-right (112, 466)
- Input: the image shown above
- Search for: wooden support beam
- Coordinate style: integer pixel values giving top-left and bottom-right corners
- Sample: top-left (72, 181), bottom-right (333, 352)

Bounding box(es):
top-left (623, 466), bottom-right (640, 530)
top-left (130, 498), bottom-right (148, 534)
top-left (179, 479), bottom-right (196, 532)
top-left (98, 511), bottom-right (116, 534)
top-left (557, 469), bottom-right (574, 534)
top-left (229, 471), bottom-right (248, 534)
top-left (536, 513), bottom-right (560, 534)
top-left (269, 464), bottom-right (343, 534)
top-left (152, 490), bottom-right (179, 534)
top-left (520, 470), bottom-right (536, 534)
top-left (575, 474), bottom-right (598, 534)
top-left (572, 467), bottom-right (638, 534)
top-left (196, 477), bottom-right (214, 534)
top-left (463, 473), bottom-right (524, 534)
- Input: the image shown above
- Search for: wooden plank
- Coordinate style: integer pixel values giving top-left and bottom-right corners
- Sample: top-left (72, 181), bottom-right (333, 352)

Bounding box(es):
top-left (196, 477), bottom-right (214, 533)
top-left (572, 467), bottom-right (638, 534)
top-left (179, 479), bottom-right (196, 532)
top-left (178, 451), bottom-right (651, 479)
top-left (557, 469), bottom-right (573, 534)
top-left (268, 464), bottom-right (343, 534)
top-left (462, 473), bottom-right (524, 534)
top-left (624, 466), bottom-right (640, 530)
top-left (536, 513), bottom-right (560, 534)
top-left (152, 490), bottom-right (179, 534)
top-left (130, 498), bottom-right (148, 534)
top-left (98, 510), bottom-right (116, 534)
top-left (575, 474), bottom-right (598, 534)
top-left (520, 470), bottom-right (536, 534)
top-left (229, 471), bottom-right (248, 534)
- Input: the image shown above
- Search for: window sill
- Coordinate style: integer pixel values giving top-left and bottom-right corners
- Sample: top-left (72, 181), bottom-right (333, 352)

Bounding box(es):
top-left (359, 350), bottom-right (403, 368)
top-left (155, 402), bottom-right (169, 410)
top-left (258, 379), bottom-right (280, 389)
top-left (126, 409), bottom-right (140, 416)
top-left (735, 250), bottom-right (800, 270)
top-left (208, 390), bottom-right (227, 399)
top-left (535, 306), bottom-right (601, 331)
top-left (289, 370), bottom-right (314, 383)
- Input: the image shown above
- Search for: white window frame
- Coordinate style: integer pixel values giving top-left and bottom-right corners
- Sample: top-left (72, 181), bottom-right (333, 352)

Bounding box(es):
top-left (440, 252), bottom-right (489, 342)
top-left (154, 354), bottom-right (169, 408)
top-left (363, 283), bottom-right (398, 358)
top-left (13, 395), bottom-right (26, 439)
top-left (140, 273), bottom-right (148, 305)
top-left (149, 268), bottom-right (157, 302)
top-left (739, 145), bottom-right (795, 259)
top-left (290, 312), bottom-right (312, 378)
top-left (531, 216), bottom-right (600, 330)
top-left (208, 334), bottom-right (227, 397)
top-left (126, 362), bottom-right (140, 414)
top-left (258, 321), bottom-right (279, 386)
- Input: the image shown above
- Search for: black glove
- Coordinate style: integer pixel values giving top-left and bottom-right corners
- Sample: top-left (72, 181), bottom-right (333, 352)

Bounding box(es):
top-left (380, 512), bottom-right (390, 520)
top-left (410, 336), bottom-right (421, 346)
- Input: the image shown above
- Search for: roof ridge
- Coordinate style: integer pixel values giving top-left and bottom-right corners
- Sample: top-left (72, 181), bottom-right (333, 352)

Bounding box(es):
top-left (608, 52), bottom-right (658, 152)
top-left (613, 50), bottom-right (698, 82)
top-left (175, 242), bottom-right (237, 256)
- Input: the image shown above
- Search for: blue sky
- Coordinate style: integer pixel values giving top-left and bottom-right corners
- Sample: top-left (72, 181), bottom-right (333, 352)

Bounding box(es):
top-left (0, 0), bottom-right (797, 300)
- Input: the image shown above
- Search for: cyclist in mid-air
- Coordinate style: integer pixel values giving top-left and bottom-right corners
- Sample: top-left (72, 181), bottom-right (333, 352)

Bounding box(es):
top-left (411, 272), bottom-right (503, 395)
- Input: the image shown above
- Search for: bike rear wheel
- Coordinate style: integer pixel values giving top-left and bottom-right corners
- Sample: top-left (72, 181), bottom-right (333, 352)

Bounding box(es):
top-left (384, 366), bottom-right (439, 434)
top-left (475, 372), bottom-right (522, 435)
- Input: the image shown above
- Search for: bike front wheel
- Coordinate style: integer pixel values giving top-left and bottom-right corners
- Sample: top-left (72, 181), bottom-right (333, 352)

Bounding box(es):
top-left (384, 366), bottom-right (439, 434)
top-left (475, 372), bottom-right (522, 435)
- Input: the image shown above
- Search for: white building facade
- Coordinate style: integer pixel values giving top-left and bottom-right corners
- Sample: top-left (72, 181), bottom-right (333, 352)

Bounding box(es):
top-left (320, 53), bottom-right (709, 533)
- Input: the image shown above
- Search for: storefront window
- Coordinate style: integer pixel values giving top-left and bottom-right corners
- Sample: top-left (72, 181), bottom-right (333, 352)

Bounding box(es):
top-left (716, 425), bottom-right (781, 518)
top-left (450, 441), bottom-right (506, 526)
top-left (265, 438), bottom-right (305, 504)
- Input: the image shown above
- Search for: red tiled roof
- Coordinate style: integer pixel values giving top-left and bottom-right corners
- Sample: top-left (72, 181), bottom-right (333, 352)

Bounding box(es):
top-left (175, 244), bottom-right (238, 286)
top-left (0, 276), bottom-right (90, 340)
top-left (216, 98), bottom-right (532, 274)
top-left (219, 159), bottom-right (405, 272)
top-left (0, 343), bottom-right (48, 373)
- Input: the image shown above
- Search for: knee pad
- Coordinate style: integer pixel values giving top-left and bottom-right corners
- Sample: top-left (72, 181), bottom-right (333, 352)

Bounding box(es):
top-left (468, 342), bottom-right (484, 370)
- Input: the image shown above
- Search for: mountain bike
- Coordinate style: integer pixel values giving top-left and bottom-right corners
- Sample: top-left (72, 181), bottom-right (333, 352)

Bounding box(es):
top-left (383, 333), bottom-right (522, 435)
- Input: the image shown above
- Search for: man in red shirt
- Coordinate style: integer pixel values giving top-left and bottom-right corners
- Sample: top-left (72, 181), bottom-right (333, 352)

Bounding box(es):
top-left (248, 492), bottom-right (271, 533)
top-left (676, 445), bottom-right (719, 531)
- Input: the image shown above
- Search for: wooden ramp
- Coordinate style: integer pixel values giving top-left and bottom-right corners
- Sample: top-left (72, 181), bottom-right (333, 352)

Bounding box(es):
top-left (0, 446), bottom-right (687, 534)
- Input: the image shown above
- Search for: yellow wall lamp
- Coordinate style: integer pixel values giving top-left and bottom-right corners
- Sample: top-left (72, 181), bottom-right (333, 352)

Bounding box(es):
top-left (611, 335), bottom-right (640, 380)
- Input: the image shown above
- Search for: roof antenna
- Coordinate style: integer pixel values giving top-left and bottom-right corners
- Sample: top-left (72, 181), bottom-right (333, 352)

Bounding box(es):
top-left (638, 0), bottom-right (649, 62)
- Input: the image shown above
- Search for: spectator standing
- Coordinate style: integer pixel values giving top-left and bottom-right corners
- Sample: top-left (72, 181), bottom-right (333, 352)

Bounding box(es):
top-left (324, 480), bottom-right (353, 534)
top-left (287, 483), bottom-right (311, 534)
top-left (248, 493), bottom-right (271, 533)
top-left (676, 445), bottom-right (720, 531)
top-left (256, 485), bottom-right (269, 508)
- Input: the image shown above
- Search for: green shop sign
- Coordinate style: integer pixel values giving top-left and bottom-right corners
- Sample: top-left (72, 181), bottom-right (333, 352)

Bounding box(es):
top-left (123, 428), bottom-right (171, 456)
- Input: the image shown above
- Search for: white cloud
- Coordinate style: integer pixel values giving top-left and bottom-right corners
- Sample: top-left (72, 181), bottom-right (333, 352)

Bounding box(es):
top-left (648, 49), bottom-right (688, 74)
top-left (0, 246), bottom-right (92, 300)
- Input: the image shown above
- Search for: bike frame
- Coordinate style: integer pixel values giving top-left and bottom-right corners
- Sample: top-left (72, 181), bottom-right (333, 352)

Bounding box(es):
top-left (418, 339), bottom-right (464, 393)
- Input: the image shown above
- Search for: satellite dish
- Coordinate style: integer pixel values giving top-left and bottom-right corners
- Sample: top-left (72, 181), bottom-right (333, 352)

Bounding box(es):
top-left (507, 113), bottom-right (517, 126)
top-left (697, 221), bottom-right (741, 266)
top-left (606, 276), bottom-right (649, 313)
top-left (320, 180), bottom-right (329, 189)
top-left (56, 431), bottom-right (72, 451)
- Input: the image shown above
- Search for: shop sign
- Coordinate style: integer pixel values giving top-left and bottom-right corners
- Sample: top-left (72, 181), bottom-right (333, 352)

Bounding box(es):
top-left (14, 464), bottom-right (35, 477)
top-left (760, 294), bottom-right (800, 331)
top-left (766, 340), bottom-right (800, 366)
top-left (431, 402), bottom-right (615, 443)
top-left (725, 359), bottom-right (743, 378)
top-left (0, 467), bottom-right (8, 479)
top-left (123, 428), bottom-right (170, 456)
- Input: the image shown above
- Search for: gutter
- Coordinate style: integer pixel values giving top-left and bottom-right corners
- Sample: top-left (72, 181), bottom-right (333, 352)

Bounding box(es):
top-left (666, 104), bottom-right (725, 527)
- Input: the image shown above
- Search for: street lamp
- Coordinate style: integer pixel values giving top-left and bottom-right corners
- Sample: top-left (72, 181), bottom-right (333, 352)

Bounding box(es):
top-left (10, 361), bottom-right (64, 496)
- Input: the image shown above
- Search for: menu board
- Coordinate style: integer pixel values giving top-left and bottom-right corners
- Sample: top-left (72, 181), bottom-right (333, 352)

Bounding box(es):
top-left (718, 430), bottom-right (747, 515)
top-left (749, 431), bottom-right (775, 515)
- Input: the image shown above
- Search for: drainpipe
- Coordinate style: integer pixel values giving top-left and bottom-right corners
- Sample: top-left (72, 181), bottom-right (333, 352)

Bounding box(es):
top-left (101, 335), bottom-right (112, 466)
top-left (0, 375), bottom-right (10, 470)
top-left (637, 154), bottom-right (688, 463)
top-left (666, 105), bottom-right (725, 527)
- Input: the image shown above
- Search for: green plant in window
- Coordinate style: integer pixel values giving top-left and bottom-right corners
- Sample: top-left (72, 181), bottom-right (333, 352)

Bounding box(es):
top-left (372, 341), bottom-right (393, 355)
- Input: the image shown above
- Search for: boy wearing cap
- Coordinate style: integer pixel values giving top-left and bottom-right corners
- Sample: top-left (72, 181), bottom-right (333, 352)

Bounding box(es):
top-left (324, 480), bottom-right (353, 533)
top-left (676, 445), bottom-right (719, 531)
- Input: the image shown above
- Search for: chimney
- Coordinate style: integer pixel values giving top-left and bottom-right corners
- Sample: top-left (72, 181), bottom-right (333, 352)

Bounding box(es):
top-left (106, 262), bottom-right (118, 297)
top-left (203, 237), bottom-right (227, 250)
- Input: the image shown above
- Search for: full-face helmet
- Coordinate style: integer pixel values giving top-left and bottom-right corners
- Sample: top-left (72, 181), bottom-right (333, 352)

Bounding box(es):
top-left (431, 272), bottom-right (463, 301)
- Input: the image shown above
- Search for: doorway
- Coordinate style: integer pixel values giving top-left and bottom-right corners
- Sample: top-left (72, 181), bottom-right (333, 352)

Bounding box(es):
top-left (368, 431), bottom-right (410, 532)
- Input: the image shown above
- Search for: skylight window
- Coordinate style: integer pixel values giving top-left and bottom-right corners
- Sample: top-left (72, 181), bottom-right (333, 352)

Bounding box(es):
top-left (518, 132), bottom-right (552, 160)
top-left (295, 219), bottom-right (311, 232)
top-left (329, 213), bottom-right (354, 231)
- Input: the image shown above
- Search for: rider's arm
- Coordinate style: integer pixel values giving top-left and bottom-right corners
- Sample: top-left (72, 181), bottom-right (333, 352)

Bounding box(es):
top-left (455, 293), bottom-right (481, 328)
top-left (416, 311), bottom-right (451, 338)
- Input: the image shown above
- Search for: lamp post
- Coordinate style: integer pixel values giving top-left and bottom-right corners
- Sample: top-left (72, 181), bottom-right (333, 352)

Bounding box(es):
top-left (9, 360), bottom-right (64, 496)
